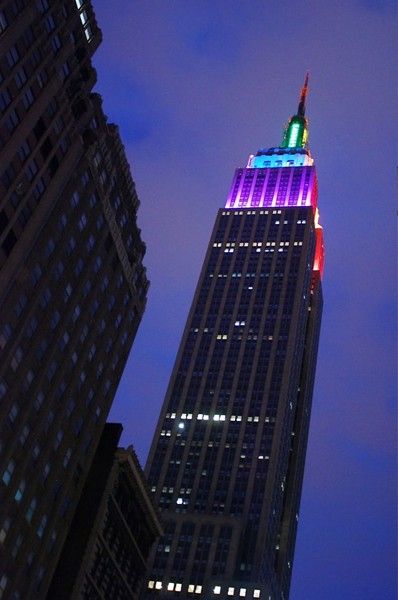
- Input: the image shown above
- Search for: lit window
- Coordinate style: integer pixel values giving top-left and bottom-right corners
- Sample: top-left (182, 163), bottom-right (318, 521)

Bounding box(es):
top-left (155, 581), bottom-right (162, 590)
top-left (214, 586), bottom-right (221, 595)
top-left (175, 584), bottom-right (182, 592)
top-left (84, 25), bottom-right (93, 41)
top-left (195, 586), bottom-right (202, 594)
top-left (79, 10), bottom-right (88, 25)
top-left (167, 583), bottom-right (174, 591)
top-left (148, 581), bottom-right (155, 589)
top-left (240, 589), bottom-right (246, 597)
top-left (188, 585), bottom-right (195, 593)
top-left (253, 590), bottom-right (261, 598)
top-left (228, 588), bottom-right (234, 596)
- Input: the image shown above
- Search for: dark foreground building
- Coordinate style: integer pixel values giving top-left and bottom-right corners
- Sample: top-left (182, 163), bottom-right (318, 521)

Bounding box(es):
top-left (0, 2), bottom-right (147, 598)
top-left (48, 423), bottom-right (162, 600)
top-left (144, 77), bottom-right (324, 600)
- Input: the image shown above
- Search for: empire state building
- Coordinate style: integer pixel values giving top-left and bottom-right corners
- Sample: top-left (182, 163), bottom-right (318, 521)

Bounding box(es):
top-left (144, 76), bottom-right (324, 600)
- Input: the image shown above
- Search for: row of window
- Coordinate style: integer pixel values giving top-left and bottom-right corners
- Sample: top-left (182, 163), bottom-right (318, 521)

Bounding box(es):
top-left (147, 580), bottom-right (267, 598)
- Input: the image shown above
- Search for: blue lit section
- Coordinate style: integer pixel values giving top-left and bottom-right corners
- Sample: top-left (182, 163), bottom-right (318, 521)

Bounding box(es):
top-left (247, 149), bottom-right (313, 169)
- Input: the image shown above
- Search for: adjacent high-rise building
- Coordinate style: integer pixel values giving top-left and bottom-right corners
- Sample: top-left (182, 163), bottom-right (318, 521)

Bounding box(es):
top-left (0, 2), bottom-right (148, 598)
top-left (48, 423), bottom-right (162, 600)
top-left (144, 76), bottom-right (324, 600)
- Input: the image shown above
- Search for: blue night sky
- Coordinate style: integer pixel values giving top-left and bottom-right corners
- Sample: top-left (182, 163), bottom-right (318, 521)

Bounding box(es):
top-left (91, 2), bottom-right (396, 599)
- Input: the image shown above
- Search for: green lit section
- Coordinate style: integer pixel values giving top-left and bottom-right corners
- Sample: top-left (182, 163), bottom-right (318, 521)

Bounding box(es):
top-left (281, 115), bottom-right (308, 149)
top-left (288, 123), bottom-right (300, 146)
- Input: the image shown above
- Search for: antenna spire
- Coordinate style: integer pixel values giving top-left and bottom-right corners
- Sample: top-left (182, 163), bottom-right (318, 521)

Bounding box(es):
top-left (281, 74), bottom-right (310, 149)
top-left (297, 72), bottom-right (309, 117)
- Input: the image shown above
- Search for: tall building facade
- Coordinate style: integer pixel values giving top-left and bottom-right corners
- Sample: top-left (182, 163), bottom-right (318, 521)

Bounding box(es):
top-left (144, 77), bottom-right (324, 600)
top-left (0, 2), bottom-right (148, 598)
top-left (48, 423), bottom-right (162, 600)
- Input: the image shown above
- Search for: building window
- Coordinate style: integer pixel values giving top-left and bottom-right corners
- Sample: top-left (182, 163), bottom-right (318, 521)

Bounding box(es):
top-left (26, 159), bottom-right (38, 181)
top-left (22, 87), bottom-right (35, 109)
top-left (34, 391), bottom-right (44, 411)
top-left (54, 430), bottom-right (63, 450)
top-left (51, 34), bottom-right (61, 53)
top-left (44, 14), bottom-right (56, 32)
top-left (42, 464), bottom-right (51, 481)
top-left (0, 11), bottom-right (8, 34)
top-left (10, 347), bottom-right (23, 371)
top-left (0, 88), bottom-right (11, 112)
top-left (2, 460), bottom-right (15, 485)
top-left (0, 574), bottom-right (8, 597)
top-left (7, 404), bottom-right (19, 425)
top-left (78, 213), bottom-right (87, 230)
top-left (63, 448), bottom-right (72, 467)
top-left (25, 498), bottom-right (37, 523)
top-left (84, 25), bottom-right (93, 42)
top-left (31, 263), bottom-right (42, 285)
top-left (6, 45), bottom-right (19, 67)
top-left (37, 0), bottom-right (49, 13)
top-left (0, 324), bottom-right (12, 349)
top-left (11, 534), bottom-right (23, 558)
top-left (6, 108), bottom-right (20, 133)
top-left (37, 515), bottom-right (47, 538)
top-left (14, 480), bottom-right (26, 502)
top-left (0, 518), bottom-right (11, 543)
top-left (0, 381), bottom-right (7, 399)
top-left (19, 425), bottom-right (30, 445)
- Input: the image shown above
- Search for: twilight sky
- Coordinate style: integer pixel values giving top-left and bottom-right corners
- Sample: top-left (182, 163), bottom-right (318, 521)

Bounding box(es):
top-left (91, 2), bottom-right (396, 598)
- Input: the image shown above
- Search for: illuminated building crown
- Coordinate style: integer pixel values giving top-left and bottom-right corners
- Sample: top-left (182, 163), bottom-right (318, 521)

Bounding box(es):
top-left (225, 74), bottom-right (324, 277)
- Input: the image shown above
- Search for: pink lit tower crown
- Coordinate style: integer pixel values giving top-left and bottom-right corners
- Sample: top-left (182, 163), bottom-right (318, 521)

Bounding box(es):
top-left (226, 74), bottom-right (324, 277)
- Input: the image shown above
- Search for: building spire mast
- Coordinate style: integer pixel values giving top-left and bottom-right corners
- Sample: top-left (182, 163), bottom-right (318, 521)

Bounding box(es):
top-left (297, 72), bottom-right (309, 117)
top-left (281, 73), bottom-right (310, 149)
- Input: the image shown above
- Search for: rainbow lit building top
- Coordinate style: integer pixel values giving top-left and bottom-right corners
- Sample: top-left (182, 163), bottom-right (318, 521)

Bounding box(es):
top-left (225, 74), bottom-right (324, 277)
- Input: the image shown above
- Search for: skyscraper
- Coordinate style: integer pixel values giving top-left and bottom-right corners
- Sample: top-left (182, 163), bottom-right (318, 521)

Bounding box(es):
top-left (0, 2), bottom-right (147, 598)
top-left (144, 76), bottom-right (324, 600)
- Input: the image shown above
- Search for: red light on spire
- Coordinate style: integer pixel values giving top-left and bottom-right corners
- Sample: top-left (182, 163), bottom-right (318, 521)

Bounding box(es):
top-left (297, 72), bottom-right (309, 117)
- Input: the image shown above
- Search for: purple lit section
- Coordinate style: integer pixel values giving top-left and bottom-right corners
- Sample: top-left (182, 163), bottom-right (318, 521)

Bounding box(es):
top-left (225, 166), bottom-right (317, 210)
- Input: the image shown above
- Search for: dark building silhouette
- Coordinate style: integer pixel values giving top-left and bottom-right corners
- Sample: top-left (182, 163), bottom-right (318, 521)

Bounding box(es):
top-left (144, 77), bottom-right (324, 600)
top-left (0, 1), bottom-right (147, 598)
top-left (47, 423), bottom-right (162, 600)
